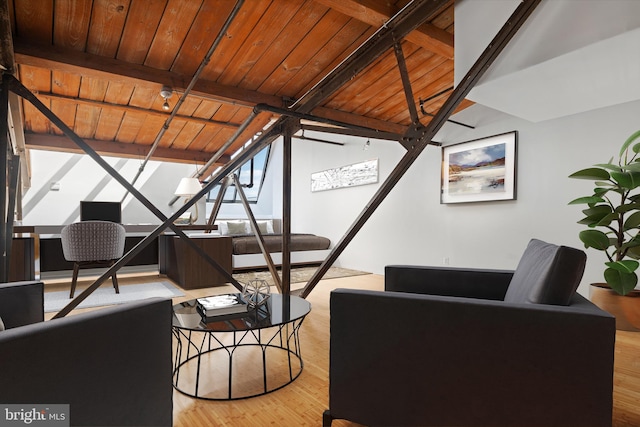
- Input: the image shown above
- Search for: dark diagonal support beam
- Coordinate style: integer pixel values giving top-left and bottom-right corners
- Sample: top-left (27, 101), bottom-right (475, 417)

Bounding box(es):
top-left (4, 154), bottom-right (19, 280)
top-left (123, 0), bottom-right (245, 200)
top-left (292, 0), bottom-right (450, 114)
top-left (233, 173), bottom-right (283, 293)
top-left (168, 107), bottom-right (261, 207)
top-left (0, 75), bottom-right (9, 282)
top-left (206, 176), bottom-right (231, 231)
top-left (6, 75), bottom-right (244, 316)
top-left (300, 0), bottom-right (543, 298)
top-left (394, 42), bottom-right (421, 126)
top-left (224, 1), bottom-right (448, 295)
top-left (281, 120), bottom-right (296, 296)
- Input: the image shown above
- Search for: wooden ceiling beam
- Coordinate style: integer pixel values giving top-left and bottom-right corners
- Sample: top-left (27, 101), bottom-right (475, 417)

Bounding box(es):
top-left (13, 39), bottom-right (285, 108)
top-left (315, 0), bottom-right (454, 59)
top-left (14, 39), bottom-right (403, 136)
top-left (24, 133), bottom-right (228, 165)
top-left (37, 92), bottom-right (240, 130)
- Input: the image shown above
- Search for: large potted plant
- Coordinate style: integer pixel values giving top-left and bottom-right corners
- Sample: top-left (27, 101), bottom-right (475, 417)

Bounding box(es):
top-left (569, 129), bottom-right (640, 330)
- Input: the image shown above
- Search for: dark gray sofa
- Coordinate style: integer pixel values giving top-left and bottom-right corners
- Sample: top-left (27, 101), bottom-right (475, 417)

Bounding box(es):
top-left (324, 239), bottom-right (616, 427)
top-left (0, 281), bottom-right (173, 427)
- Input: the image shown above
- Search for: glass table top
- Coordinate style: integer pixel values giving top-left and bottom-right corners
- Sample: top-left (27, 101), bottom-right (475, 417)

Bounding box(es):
top-left (172, 293), bottom-right (311, 332)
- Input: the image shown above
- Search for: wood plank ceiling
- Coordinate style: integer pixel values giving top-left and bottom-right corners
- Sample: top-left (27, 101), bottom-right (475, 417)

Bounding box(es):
top-left (3, 0), bottom-right (468, 179)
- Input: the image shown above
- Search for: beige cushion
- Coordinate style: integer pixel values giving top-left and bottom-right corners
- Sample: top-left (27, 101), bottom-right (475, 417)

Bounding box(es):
top-left (256, 221), bottom-right (269, 234)
top-left (227, 221), bottom-right (248, 235)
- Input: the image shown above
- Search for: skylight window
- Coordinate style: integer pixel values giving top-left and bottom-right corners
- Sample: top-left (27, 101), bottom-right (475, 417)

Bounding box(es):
top-left (206, 145), bottom-right (271, 204)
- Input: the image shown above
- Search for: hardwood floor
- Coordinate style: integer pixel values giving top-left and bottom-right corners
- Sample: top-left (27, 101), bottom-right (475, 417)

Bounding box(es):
top-left (44, 272), bottom-right (640, 427)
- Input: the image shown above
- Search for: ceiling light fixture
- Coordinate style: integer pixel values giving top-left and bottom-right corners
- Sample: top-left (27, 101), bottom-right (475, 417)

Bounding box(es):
top-left (160, 86), bottom-right (173, 111)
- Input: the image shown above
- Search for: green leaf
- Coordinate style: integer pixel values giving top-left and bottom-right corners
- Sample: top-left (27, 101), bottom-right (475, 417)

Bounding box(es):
top-left (582, 205), bottom-right (612, 215)
top-left (620, 130), bottom-right (640, 157)
top-left (578, 205), bottom-right (614, 226)
top-left (595, 212), bottom-right (618, 227)
top-left (629, 172), bottom-right (640, 189)
top-left (580, 206), bottom-right (613, 227)
top-left (609, 171), bottom-right (640, 189)
top-left (621, 162), bottom-right (640, 172)
top-left (615, 203), bottom-right (640, 213)
top-left (569, 168), bottom-right (610, 180)
top-left (605, 260), bottom-right (639, 274)
top-left (627, 246), bottom-right (640, 259)
top-left (595, 163), bottom-right (623, 172)
top-left (624, 211), bottom-right (640, 230)
top-left (604, 268), bottom-right (638, 295)
top-left (579, 229), bottom-right (611, 250)
top-left (568, 196), bottom-right (604, 205)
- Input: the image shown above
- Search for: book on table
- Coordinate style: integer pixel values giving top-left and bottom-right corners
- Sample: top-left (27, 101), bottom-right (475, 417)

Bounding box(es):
top-left (196, 294), bottom-right (248, 319)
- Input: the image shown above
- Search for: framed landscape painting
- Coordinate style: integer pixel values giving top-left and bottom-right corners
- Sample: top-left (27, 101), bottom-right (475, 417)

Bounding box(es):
top-left (441, 131), bottom-right (517, 204)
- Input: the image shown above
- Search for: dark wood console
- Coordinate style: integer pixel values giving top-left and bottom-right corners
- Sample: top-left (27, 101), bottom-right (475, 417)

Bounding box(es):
top-left (8, 224), bottom-right (221, 282)
top-left (9, 237), bottom-right (35, 281)
top-left (159, 235), bottom-right (232, 289)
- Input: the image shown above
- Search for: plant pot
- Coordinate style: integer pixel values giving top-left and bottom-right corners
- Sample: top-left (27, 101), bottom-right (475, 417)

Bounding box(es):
top-left (589, 283), bottom-right (640, 332)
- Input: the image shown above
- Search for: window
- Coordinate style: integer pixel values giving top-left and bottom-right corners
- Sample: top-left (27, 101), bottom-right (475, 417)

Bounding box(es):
top-left (206, 145), bottom-right (271, 204)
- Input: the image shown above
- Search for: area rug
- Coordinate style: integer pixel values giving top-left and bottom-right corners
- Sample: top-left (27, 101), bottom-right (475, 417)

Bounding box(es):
top-left (44, 281), bottom-right (185, 313)
top-left (233, 266), bottom-right (371, 288)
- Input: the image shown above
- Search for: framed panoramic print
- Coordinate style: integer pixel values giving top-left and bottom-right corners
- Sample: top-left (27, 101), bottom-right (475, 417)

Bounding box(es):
top-left (441, 131), bottom-right (517, 204)
top-left (311, 159), bottom-right (378, 192)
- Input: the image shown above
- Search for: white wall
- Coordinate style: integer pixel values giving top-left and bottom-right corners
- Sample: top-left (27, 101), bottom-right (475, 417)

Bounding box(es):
top-left (22, 143), bottom-right (282, 228)
top-left (22, 150), bottom-right (196, 225)
top-left (288, 100), bottom-right (640, 296)
top-left (23, 97), bottom-right (640, 298)
top-left (455, 0), bottom-right (640, 123)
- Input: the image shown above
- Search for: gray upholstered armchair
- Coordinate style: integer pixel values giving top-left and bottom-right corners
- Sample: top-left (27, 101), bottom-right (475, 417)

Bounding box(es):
top-left (0, 281), bottom-right (173, 427)
top-left (324, 239), bottom-right (616, 427)
top-left (61, 220), bottom-right (126, 298)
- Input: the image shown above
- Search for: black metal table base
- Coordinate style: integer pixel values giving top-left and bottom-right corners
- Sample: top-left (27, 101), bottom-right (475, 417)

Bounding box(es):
top-left (172, 317), bottom-right (306, 400)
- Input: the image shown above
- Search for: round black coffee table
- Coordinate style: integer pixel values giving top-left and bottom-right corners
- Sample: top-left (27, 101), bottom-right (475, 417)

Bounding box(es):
top-left (171, 294), bottom-right (311, 400)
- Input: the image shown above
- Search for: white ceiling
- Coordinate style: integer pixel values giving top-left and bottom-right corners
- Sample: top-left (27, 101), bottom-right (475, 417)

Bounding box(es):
top-left (455, 0), bottom-right (640, 123)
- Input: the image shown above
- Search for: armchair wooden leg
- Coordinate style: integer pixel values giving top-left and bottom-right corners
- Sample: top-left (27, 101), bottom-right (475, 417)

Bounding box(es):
top-left (111, 274), bottom-right (120, 294)
top-left (70, 263), bottom-right (80, 298)
top-left (322, 410), bottom-right (333, 427)
top-left (110, 261), bottom-right (120, 294)
top-left (109, 261), bottom-right (120, 294)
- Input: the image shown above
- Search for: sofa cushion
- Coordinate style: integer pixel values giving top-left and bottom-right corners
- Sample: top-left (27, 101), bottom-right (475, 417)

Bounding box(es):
top-left (504, 239), bottom-right (586, 305)
top-left (257, 220), bottom-right (274, 234)
top-left (0, 315), bottom-right (4, 331)
top-left (226, 221), bottom-right (247, 235)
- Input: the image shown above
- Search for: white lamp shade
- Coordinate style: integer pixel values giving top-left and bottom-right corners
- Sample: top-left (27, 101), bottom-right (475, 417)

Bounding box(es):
top-left (174, 177), bottom-right (202, 196)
